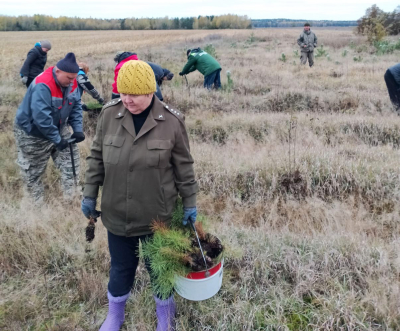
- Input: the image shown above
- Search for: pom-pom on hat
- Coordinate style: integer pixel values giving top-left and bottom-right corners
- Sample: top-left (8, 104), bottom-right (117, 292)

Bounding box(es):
top-left (117, 60), bottom-right (156, 95)
top-left (56, 52), bottom-right (79, 73)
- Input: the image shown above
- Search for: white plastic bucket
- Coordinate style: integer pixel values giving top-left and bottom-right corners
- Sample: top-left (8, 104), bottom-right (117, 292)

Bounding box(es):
top-left (175, 258), bottom-right (224, 301)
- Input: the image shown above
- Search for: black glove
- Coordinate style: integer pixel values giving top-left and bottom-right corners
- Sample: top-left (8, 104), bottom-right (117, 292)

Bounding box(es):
top-left (98, 97), bottom-right (105, 105)
top-left (71, 132), bottom-right (85, 143)
top-left (82, 104), bottom-right (88, 111)
top-left (56, 139), bottom-right (69, 151)
top-left (179, 72), bottom-right (183, 76)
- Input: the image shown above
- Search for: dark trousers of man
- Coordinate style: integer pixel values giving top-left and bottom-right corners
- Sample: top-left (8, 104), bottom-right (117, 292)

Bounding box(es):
top-left (384, 69), bottom-right (400, 110)
top-left (204, 69), bottom-right (221, 89)
top-left (107, 231), bottom-right (167, 299)
top-left (26, 77), bottom-right (34, 88)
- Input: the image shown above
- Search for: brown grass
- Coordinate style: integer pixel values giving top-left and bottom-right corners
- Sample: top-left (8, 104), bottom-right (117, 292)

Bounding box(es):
top-left (1, 28), bottom-right (400, 330)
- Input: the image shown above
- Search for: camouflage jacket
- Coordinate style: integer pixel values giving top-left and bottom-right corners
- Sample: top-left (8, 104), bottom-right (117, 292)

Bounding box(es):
top-left (297, 30), bottom-right (318, 52)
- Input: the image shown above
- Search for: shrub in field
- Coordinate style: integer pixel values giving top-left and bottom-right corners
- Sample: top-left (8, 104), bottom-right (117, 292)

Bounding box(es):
top-left (204, 44), bottom-right (217, 59)
top-left (279, 53), bottom-right (287, 62)
top-left (223, 70), bottom-right (234, 93)
top-left (314, 45), bottom-right (328, 58)
top-left (374, 39), bottom-right (400, 55)
top-left (293, 50), bottom-right (299, 57)
top-left (246, 32), bottom-right (257, 44)
top-left (342, 49), bottom-right (348, 57)
top-left (353, 55), bottom-right (363, 62)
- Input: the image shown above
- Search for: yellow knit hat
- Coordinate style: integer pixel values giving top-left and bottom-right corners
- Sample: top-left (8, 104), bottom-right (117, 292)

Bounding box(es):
top-left (117, 60), bottom-right (156, 95)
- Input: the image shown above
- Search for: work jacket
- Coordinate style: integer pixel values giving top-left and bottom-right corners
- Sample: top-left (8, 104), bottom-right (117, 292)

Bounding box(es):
top-left (15, 66), bottom-right (82, 144)
top-left (20, 45), bottom-right (47, 79)
top-left (112, 53), bottom-right (139, 94)
top-left (181, 48), bottom-right (221, 77)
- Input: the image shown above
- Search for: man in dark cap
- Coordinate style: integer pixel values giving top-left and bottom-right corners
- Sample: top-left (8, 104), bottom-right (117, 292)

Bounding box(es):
top-left (14, 52), bottom-right (84, 203)
top-left (20, 40), bottom-right (52, 88)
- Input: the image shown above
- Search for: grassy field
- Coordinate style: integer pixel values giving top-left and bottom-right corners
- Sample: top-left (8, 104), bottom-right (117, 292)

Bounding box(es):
top-left (1, 28), bottom-right (400, 330)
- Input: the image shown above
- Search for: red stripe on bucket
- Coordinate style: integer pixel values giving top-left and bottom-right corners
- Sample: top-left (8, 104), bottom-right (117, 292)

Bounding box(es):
top-left (186, 261), bottom-right (222, 280)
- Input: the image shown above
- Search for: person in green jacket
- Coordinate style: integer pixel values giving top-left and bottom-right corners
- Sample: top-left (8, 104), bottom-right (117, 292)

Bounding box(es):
top-left (179, 47), bottom-right (222, 89)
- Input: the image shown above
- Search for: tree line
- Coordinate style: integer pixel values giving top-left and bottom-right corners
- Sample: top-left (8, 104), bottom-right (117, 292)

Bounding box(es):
top-left (252, 19), bottom-right (357, 28)
top-left (0, 14), bottom-right (251, 31)
top-left (356, 5), bottom-right (400, 42)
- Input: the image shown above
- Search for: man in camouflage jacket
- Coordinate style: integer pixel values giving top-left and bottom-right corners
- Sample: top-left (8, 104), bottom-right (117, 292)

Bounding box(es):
top-left (297, 23), bottom-right (318, 67)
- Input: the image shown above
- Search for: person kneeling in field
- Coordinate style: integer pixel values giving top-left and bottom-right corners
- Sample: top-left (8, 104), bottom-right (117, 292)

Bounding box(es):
top-left (111, 51), bottom-right (173, 102)
top-left (77, 62), bottom-right (105, 110)
top-left (81, 60), bottom-right (198, 331)
top-left (384, 63), bottom-right (400, 111)
top-left (14, 53), bottom-right (84, 204)
top-left (179, 48), bottom-right (222, 89)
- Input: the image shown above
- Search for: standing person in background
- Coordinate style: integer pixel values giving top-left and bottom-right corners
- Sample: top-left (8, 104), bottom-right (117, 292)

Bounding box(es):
top-left (77, 62), bottom-right (105, 111)
top-left (111, 51), bottom-right (139, 99)
top-left (20, 40), bottom-right (51, 88)
top-left (297, 23), bottom-right (318, 68)
top-left (14, 53), bottom-right (84, 204)
top-left (146, 62), bottom-right (174, 101)
top-left (384, 63), bottom-right (400, 111)
top-left (179, 47), bottom-right (221, 89)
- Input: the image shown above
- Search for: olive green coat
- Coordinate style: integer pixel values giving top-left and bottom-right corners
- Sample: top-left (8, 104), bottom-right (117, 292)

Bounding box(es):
top-left (83, 97), bottom-right (198, 237)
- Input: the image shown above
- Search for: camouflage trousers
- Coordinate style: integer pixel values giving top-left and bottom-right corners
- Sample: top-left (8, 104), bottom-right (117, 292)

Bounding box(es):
top-left (300, 51), bottom-right (314, 67)
top-left (14, 123), bottom-right (80, 203)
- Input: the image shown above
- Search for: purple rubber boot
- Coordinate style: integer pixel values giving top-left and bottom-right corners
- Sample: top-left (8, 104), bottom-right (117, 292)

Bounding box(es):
top-left (154, 295), bottom-right (176, 331)
top-left (99, 291), bottom-right (130, 331)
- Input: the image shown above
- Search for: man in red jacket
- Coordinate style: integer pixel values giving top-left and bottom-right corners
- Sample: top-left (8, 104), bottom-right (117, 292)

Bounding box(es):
top-left (111, 51), bottom-right (139, 99)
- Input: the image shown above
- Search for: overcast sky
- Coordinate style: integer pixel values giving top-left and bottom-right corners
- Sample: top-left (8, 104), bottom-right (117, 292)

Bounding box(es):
top-left (1, 0), bottom-right (398, 20)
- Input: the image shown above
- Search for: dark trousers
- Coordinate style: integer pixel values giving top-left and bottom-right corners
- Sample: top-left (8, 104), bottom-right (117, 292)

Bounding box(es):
top-left (384, 70), bottom-right (400, 109)
top-left (204, 69), bottom-right (221, 89)
top-left (107, 231), bottom-right (164, 298)
top-left (26, 77), bottom-right (34, 88)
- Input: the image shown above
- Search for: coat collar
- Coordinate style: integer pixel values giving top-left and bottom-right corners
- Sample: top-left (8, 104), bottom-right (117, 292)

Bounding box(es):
top-left (117, 97), bottom-right (166, 140)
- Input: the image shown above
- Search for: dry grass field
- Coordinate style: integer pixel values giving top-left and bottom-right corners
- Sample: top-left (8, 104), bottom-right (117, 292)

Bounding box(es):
top-left (1, 28), bottom-right (400, 330)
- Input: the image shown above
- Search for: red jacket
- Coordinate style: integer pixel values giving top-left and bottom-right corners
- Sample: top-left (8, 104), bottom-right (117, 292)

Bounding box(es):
top-left (112, 54), bottom-right (139, 94)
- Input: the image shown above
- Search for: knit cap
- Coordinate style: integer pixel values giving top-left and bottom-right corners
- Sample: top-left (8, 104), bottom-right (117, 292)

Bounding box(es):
top-left (56, 52), bottom-right (79, 73)
top-left (40, 40), bottom-right (51, 50)
top-left (117, 60), bottom-right (156, 95)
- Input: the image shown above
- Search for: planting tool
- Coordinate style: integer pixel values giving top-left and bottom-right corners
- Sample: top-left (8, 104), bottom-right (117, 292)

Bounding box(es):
top-left (67, 138), bottom-right (77, 188)
top-left (189, 221), bottom-right (210, 278)
top-left (184, 75), bottom-right (191, 97)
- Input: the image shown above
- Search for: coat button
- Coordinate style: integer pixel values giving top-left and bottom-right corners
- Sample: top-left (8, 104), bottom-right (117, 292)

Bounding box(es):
top-left (110, 141), bottom-right (113, 145)
top-left (128, 195), bottom-right (132, 199)
top-left (130, 167), bottom-right (133, 172)
top-left (133, 141), bottom-right (137, 145)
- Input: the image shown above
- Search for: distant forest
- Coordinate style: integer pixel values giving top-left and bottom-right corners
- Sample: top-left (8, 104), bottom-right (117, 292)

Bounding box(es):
top-left (252, 19), bottom-right (357, 28)
top-left (0, 14), bottom-right (251, 31)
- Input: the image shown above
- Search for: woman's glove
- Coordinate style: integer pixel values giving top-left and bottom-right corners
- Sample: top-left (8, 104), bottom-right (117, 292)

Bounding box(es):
top-left (21, 76), bottom-right (28, 84)
top-left (81, 197), bottom-right (101, 219)
top-left (182, 207), bottom-right (197, 226)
